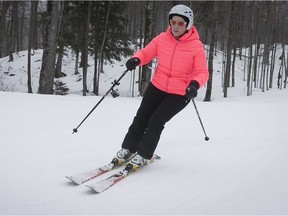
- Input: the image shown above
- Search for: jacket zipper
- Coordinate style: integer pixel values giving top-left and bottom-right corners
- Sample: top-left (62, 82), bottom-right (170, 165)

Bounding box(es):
top-left (166, 39), bottom-right (179, 91)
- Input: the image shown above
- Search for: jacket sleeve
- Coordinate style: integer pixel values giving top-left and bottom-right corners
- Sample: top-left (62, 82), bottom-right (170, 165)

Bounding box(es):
top-left (192, 43), bottom-right (209, 88)
top-left (132, 34), bottom-right (162, 65)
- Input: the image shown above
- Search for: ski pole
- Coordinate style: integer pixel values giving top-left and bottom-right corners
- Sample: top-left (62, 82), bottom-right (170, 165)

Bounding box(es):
top-left (191, 99), bottom-right (210, 141)
top-left (72, 69), bottom-right (129, 134)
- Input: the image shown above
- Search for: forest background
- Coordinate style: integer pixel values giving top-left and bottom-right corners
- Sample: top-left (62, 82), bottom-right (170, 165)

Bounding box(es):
top-left (0, 1), bottom-right (288, 101)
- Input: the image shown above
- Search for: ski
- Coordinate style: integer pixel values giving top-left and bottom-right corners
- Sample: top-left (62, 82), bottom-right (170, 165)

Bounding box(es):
top-left (86, 154), bottom-right (161, 193)
top-left (66, 158), bottom-right (123, 185)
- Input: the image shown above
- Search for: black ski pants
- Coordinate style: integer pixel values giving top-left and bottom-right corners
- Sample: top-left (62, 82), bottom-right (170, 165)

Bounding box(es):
top-left (121, 82), bottom-right (190, 159)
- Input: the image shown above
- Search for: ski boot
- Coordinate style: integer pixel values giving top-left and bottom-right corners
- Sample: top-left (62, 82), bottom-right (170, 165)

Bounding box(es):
top-left (125, 153), bottom-right (147, 172)
top-left (111, 148), bottom-right (134, 167)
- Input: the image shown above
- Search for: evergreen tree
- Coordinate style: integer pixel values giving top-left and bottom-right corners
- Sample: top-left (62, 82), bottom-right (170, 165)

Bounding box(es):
top-left (89, 1), bottom-right (133, 95)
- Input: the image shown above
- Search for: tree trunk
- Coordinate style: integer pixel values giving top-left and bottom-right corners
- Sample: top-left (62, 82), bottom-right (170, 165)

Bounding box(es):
top-left (277, 44), bottom-right (285, 89)
top-left (231, 2), bottom-right (239, 88)
top-left (139, 1), bottom-right (154, 96)
top-left (0, 1), bottom-right (9, 58)
top-left (27, 1), bottom-right (38, 94)
top-left (7, 2), bottom-right (18, 62)
top-left (19, 3), bottom-right (25, 51)
top-left (54, 44), bottom-right (64, 78)
top-left (93, 53), bottom-right (99, 95)
top-left (246, 4), bottom-right (255, 96)
top-left (269, 45), bottom-right (276, 89)
top-left (223, 2), bottom-right (234, 98)
top-left (74, 50), bottom-right (79, 75)
top-left (82, 1), bottom-right (91, 96)
top-left (204, 2), bottom-right (217, 102)
top-left (38, 1), bottom-right (61, 94)
top-left (11, 1), bottom-right (19, 53)
top-left (95, 1), bottom-right (111, 95)
top-left (54, 1), bottom-right (64, 78)
top-left (32, 1), bottom-right (39, 50)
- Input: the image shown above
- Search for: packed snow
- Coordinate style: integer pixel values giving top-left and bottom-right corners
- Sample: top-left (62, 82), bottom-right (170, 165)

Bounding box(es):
top-left (0, 46), bottom-right (288, 215)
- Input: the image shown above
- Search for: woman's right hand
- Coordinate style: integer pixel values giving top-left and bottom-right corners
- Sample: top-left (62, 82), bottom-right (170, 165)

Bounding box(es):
top-left (126, 58), bottom-right (140, 71)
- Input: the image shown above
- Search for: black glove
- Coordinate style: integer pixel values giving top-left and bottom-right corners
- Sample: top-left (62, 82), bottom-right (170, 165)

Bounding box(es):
top-left (184, 81), bottom-right (199, 99)
top-left (126, 57), bottom-right (140, 71)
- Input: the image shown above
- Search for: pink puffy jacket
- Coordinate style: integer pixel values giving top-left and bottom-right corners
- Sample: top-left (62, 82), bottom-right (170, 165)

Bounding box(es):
top-left (132, 26), bottom-right (209, 96)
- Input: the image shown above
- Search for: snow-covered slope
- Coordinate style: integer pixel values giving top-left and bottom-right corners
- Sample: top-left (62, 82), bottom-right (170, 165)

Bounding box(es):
top-left (0, 88), bottom-right (288, 214)
top-left (1, 46), bottom-right (288, 214)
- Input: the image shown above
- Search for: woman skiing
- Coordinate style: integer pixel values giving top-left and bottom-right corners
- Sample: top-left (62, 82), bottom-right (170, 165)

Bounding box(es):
top-left (113, 4), bottom-right (209, 169)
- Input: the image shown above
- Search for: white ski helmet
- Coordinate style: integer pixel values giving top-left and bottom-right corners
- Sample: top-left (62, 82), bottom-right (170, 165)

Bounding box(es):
top-left (169, 4), bottom-right (194, 30)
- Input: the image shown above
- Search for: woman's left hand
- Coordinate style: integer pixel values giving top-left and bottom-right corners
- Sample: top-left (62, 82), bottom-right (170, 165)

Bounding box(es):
top-left (184, 81), bottom-right (199, 99)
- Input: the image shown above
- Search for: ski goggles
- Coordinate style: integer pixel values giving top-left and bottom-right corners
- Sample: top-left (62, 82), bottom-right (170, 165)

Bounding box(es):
top-left (169, 19), bottom-right (187, 27)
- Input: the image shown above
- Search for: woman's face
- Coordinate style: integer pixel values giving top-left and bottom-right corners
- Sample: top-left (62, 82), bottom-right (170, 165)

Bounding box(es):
top-left (170, 16), bottom-right (187, 38)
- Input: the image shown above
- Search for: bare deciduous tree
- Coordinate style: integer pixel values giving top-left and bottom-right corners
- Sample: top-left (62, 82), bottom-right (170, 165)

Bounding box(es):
top-left (38, 1), bottom-right (61, 94)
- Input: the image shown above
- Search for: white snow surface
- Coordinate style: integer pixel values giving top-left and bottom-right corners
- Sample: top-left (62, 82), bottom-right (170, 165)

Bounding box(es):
top-left (1, 47), bottom-right (288, 215)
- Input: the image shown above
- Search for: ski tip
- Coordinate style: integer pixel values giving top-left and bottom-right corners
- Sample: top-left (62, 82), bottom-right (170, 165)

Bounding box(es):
top-left (86, 185), bottom-right (101, 194)
top-left (66, 176), bottom-right (82, 185)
